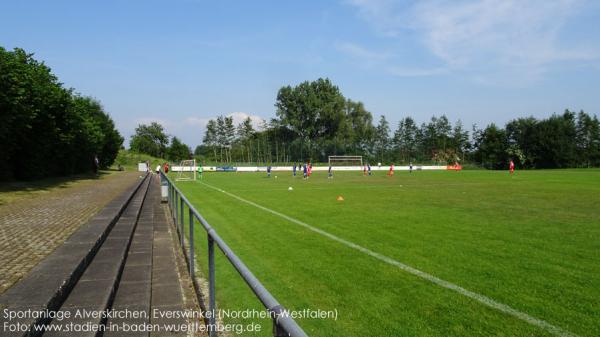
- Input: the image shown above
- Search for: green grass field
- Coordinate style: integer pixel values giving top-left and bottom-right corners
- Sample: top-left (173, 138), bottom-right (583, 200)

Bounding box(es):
top-left (172, 169), bottom-right (600, 337)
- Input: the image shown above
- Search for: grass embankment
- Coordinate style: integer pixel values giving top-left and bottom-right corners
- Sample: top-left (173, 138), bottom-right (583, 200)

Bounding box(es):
top-left (113, 149), bottom-right (166, 171)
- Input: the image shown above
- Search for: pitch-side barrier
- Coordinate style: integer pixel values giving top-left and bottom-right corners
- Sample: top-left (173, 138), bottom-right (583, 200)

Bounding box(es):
top-left (161, 171), bottom-right (309, 337)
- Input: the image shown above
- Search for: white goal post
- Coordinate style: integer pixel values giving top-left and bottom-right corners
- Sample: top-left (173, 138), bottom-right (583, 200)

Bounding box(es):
top-left (176, 159), bottom-right (197, 181)
top-left (328, 155), bottom-right (363, 167)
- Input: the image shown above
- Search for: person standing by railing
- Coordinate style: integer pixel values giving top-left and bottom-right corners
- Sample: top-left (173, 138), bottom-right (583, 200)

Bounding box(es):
top-left (93, 154), bottom-right (99, 175)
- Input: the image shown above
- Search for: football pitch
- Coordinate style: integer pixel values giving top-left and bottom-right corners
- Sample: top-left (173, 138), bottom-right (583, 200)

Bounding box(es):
top-left (172, 169), bottom-right (600, 337)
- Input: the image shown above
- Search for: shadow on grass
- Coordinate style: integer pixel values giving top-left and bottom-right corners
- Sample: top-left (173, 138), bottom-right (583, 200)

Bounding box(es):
top-left (0, 171), bottom-right (113, 206)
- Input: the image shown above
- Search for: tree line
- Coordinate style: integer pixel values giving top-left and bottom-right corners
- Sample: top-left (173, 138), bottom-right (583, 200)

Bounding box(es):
top-left (474, 110), bottom-right (600, 169)
top-left (0, 47), bottom-right (123, 180)
top-left (126, 78), bottom-right (599, 169)
top-left (192, 78), bottom-right (599, 169)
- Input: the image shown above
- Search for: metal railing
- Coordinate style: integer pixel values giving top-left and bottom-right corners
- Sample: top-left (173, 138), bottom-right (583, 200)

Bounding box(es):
top-left (160, 171), bottom-right (309, 337)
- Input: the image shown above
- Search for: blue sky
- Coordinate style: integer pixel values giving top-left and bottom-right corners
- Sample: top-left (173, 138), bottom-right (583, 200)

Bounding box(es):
top-left (2, 0), bottom-right (599, 147)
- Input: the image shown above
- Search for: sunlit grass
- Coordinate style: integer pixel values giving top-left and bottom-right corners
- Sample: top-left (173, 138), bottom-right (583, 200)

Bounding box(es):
top-left (173, 169), bottom-right (600, 337)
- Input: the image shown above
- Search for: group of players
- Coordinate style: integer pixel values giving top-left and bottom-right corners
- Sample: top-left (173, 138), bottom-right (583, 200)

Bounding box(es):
top-left (265, 162), bottom-right (418, 179)
top-left (173, 159), bottom-right (515, 180)
top-left (263, 160), bottom-right (516, 179)
top-left (265, 163), bottom-right (312, 179)
top-left (292, 163), bottom-right (312, 179)
top-left (264, 159), bottom-right (516, 178)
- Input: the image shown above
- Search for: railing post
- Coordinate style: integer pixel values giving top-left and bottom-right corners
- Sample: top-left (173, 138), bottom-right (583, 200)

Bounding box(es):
top-left (173, 186), bottom-right (177, 223)
top-left (174, 191), bottom-right (178, 225)
top-left (270, 306), bottom-right (289, 337)
top-left (188, 209), bottom-right (194, 277)
top-left (208, 236), bottom-right (216, 337)
top-left (166, 178), bottom-right (170, 210)
top-left (180, 196), bottom-right (184, 246)
top-left (170, 185), bottom-right (173, 212)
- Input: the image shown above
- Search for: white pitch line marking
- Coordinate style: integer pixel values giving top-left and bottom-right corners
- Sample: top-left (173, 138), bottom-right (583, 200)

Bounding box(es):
top-left (199, 181), bottom-right (578, 337)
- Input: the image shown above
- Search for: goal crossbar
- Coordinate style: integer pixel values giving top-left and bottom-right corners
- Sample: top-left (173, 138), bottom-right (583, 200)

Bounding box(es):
top-left (328, 155), bottom-right (363, 167)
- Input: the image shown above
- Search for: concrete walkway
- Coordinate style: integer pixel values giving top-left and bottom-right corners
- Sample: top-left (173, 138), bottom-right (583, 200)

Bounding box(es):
top-left (0, 174), bottom-right (204, 337)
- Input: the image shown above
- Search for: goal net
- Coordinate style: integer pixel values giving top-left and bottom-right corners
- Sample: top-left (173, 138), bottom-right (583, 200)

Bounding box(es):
top-left (328, 155), bottom-right (363, 168)
top-left (176, 159), bottom-right (197, 181)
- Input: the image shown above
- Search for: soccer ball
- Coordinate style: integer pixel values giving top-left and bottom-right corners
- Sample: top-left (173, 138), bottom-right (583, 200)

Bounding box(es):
top-left (275, 176), bottom-right (278, 178)
top-left (288, 186), bottom-right (293, 191)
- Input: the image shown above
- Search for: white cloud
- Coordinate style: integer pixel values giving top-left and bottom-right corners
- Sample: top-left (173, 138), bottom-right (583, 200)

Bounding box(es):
top-left (345, 0), bottom-right (598, 83)
top-left (346, 0), bottom-right (411, 37)
top-left (125, 112), bottom-right (265, 148)
top-left (412, 0), bottom-right (591, 66)
top-left (335, 42), bottom-right (391, 65)
top-left (386, 65), bottom-right (447, 77)
top-left (185, 112), bottom-right (265, 129)
top-left (226, 112), bottom-right (266, 129)
top-left (336, 41), bottom-right (448, 77)
top-left (155, 112), bottom-right (266, 131)
top-left (184, 116), bottom-right (210, 127)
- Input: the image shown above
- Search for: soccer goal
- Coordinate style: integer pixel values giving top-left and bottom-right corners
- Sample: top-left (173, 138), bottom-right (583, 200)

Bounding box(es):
top-left (328, 155), bottom-right (363, 168)
top-left (176, 159), bottom-right (197, 181)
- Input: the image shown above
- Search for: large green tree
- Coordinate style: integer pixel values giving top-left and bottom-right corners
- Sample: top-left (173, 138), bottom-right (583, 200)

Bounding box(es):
top-left (576, 111), bottom-right (600, 167)
top-left (506, 117), bottom-right (537, 167)
top-left (129, 122), bottom-right (168, 158)
top-left (68, 96), bottom-right (123, 170)
top-left (530, 111), bottom-right (577, 168)
top-left (237, 117), bottom-right (256, 162)
top-left (203, 119), bottom-right (218, 161)
top-left (167, 136), bottom-right (191, 162)
top-left (345, 100), bottom-right (375, 156)
top-left (393, 117), bottom-right (419, 162)
top-left (451, 120), bottom-right (470, 162)
top-left (374, 115), bottom-right (391, 163)
top-left (473, 124), bottom-right (509, 169)
top-left (275, 78), bottom-right (346, 160)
